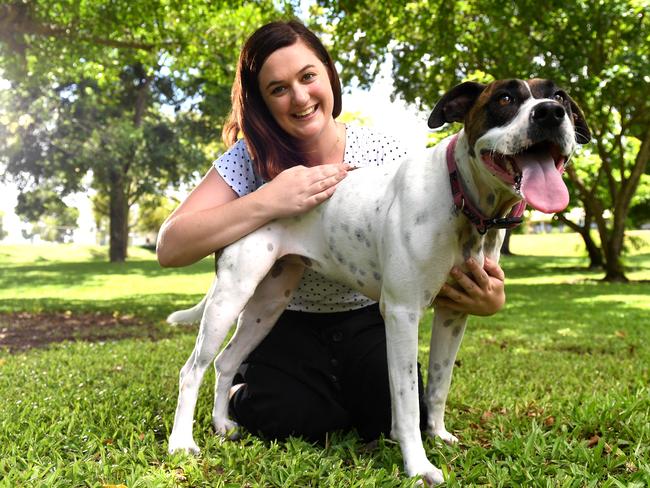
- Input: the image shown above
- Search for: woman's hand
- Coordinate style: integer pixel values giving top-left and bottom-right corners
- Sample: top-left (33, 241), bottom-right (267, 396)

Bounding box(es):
top-left (433, 257), bottom-right (506, 316)
top-left (257, 163), bottom-right (351, 218)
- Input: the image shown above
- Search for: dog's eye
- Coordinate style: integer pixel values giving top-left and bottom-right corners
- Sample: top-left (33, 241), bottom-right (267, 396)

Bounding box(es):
top-left (553, 92), bottom-right (565, 103)
top-left (498, 94), bottom-right (513, 106)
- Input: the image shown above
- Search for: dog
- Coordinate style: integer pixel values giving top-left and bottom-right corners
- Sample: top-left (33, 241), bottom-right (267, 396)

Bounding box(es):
top-left (166, 78), bottom-right (590, 485)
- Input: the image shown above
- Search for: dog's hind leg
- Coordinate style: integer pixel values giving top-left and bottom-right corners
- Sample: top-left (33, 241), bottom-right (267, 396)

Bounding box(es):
top-left (211, 261), bottom-right (304, 437)
top-left (424, 307), bottom-right (468, 444)
top-left (168, 241), bottom-right (279, 455)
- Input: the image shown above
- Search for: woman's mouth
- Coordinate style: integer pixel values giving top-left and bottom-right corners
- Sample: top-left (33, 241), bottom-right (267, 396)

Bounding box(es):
top-left (292, 104), bottom-right (318, 119)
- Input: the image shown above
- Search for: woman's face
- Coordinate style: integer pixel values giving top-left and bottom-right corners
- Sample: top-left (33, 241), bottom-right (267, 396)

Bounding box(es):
top-left (258, 40), bottom-right (335, 144)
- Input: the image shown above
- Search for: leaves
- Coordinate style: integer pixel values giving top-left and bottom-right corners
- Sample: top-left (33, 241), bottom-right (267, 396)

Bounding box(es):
top-left (0, 1), bottom-right (292, 259)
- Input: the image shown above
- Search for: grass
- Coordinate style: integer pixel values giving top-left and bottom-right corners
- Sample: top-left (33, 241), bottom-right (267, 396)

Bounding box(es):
top-left (1, 232), bottom-right (649, 487)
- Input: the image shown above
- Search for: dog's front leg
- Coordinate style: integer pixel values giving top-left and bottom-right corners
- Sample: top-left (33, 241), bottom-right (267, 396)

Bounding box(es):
top-left (425, 307), bottom-right (467, 444)
top-left (211, 262), bottom-right (304, 437)
top-left (383, 303), bottom-right (444, 486)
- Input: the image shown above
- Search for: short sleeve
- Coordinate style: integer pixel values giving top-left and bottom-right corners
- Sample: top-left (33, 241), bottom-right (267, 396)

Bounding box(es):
top-left (212, 139), bottom-right (265, 197)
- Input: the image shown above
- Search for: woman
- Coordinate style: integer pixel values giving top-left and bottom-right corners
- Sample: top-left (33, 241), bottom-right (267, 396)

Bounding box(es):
top-left (157, 20), bottom-right (505, 442)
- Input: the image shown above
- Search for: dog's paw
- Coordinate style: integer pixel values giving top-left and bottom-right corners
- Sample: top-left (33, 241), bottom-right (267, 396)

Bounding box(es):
top-left (427, 426), bottom-right (459, 445)
top-left (417, 467), bottom-right (445, 486)
top-left (213, 418), bottom-right (240, 440)
top-left (168, 435), bottom-right (201, 456)
top-left (409, 462), bottom-right (444, 486)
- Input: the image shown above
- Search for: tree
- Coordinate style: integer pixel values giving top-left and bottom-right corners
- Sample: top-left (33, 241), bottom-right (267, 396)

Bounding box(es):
top-left (315, 0), bottom-right (650, 281)
top-left (0, 0), bottom-right (293, 261)
top-left (15, 185), bottom-right (79, 242)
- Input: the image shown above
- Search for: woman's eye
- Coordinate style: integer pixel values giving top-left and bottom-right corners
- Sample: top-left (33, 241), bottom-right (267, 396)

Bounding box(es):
top-left (271, 86), bottom-right (286, 95)
top-left (303, 72), bottom-right (316, 81)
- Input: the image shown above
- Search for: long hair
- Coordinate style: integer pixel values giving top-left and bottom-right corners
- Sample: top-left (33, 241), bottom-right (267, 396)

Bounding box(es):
top-left (222, 20), bottom-right (342, 181)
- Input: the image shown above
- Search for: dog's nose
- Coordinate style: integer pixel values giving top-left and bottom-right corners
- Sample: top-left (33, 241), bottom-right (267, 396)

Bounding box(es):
top-left (531, 101), bottom-right (566, 128)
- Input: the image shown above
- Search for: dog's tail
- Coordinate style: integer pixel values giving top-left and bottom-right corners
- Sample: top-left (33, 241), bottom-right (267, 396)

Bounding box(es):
top-left (166, 294), bottom-right (207, 325)
top-left (167, 276), bottom-right (220, 325)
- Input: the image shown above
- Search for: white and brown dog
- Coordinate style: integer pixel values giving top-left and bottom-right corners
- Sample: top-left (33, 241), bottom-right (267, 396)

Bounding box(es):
top-left (167, 79), bottom-right (590, 485)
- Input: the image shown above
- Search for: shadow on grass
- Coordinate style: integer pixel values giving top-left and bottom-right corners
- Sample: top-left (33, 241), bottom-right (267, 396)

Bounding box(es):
top-left (2, 257), bottom-right (214, 290)
top-left (0, 294), bottom-right (204, 353)
top-left (501, 252), bottom-right (650, 280)
top-left (0, 294), bottom-right (206, 321)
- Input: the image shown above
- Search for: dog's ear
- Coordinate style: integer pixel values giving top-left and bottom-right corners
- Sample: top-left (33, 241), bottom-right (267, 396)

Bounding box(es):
top-left (565, 95), bottom-right (591, 144)
top-left (428, 81), bottom-right (487, 129)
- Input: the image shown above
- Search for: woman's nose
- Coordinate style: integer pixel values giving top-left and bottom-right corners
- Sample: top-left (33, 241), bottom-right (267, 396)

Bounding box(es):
top-left (292, 84), bottom-right (310, 105)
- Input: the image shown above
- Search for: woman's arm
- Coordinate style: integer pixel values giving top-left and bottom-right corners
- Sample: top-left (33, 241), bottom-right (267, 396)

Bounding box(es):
top-left (156, 164), bottom-right (350, 267)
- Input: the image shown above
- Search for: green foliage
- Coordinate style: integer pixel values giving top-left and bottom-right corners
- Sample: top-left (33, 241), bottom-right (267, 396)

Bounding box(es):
top-left (316, 0), bottom-right (650, 280)
top-left (0, 0), bottom-right (296, 260)
top-left (0, 237), bottom-right (649, 485)
top-left (15, 185), bottom-right (79, 242)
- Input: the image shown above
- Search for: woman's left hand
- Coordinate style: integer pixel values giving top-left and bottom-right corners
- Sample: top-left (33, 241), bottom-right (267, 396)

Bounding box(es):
top-left (433, 257), bottom-right (506, 316)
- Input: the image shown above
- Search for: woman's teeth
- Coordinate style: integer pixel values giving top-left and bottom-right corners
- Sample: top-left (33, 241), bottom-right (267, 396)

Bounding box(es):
top-left (294, 105), bottom-right (317, 118)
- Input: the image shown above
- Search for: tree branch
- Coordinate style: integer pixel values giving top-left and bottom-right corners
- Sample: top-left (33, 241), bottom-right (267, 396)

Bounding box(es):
top-left (0, 3), bottom-right (164, 52)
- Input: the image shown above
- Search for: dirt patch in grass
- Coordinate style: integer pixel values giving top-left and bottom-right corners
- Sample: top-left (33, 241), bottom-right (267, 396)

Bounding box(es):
top-left (0, 311), bottom-right (174, 352)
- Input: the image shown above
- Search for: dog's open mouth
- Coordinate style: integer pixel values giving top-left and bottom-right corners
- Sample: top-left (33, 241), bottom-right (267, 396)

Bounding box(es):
top-left (480, 141), bottom-right (570, 214)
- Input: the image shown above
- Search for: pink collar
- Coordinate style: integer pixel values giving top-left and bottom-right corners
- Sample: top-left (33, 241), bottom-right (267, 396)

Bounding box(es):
top-left (446, 133), bottom-right (526, 235)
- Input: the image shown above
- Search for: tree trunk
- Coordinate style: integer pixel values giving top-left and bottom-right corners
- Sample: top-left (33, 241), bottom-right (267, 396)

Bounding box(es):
top-left (555, 212), bottom-right (604, 269)
top-left (601, 230), bottom-right (628, 282)
top-left (109, 167), bottom-right (129, 262)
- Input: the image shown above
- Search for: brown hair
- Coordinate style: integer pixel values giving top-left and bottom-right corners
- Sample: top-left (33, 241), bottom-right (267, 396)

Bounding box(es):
top-left (222, 20), bottom-right (342, 181)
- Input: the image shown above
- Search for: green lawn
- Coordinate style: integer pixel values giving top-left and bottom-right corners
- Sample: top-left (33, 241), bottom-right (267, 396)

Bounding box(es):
top-left (1, 233), bottom-right (649, 487)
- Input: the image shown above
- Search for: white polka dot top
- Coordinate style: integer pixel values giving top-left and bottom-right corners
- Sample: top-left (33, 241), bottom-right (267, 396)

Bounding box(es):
top-left (213, 125), bottom-right (408, 312)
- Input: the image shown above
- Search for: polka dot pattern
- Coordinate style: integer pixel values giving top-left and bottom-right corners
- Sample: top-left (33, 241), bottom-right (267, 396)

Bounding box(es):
top-left (212, 125), bottom-right (408, 312)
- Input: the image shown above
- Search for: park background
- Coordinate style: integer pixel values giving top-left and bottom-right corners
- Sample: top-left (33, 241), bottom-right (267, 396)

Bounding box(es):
top-left (0, 1), bottom-right (649, 487)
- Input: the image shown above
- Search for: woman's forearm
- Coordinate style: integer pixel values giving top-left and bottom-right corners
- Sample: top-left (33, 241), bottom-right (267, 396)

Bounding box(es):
top-left (156, 190), bottom-right (274, 268)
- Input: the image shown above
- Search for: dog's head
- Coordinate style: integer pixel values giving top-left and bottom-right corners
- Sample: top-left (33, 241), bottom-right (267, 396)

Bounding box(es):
top-left (428, 79), bottom-right (590, 214)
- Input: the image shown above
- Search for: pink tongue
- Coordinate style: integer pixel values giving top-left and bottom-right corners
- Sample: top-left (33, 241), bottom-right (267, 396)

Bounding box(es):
top-left (514, 150), bottom-right (569, 213)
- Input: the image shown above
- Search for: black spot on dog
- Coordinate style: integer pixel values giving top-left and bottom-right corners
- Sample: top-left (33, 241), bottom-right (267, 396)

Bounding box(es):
top-left (452, 325), bottom-right (462, 337)
top-left (271, 263), bottom-right (283, 278)
top-left (433, 363), bottom-right (442, 371)
top-left (341, 223), bottom-right (350, 234)
top-left (284, 289), bottom-right (291, 297)
top-left (443, 358), bottom-right (450, 367)
top-left (463, 236), bottom-right (477, 261)
top-left (373, 271), bottom-right (381, 281)
top-left (359, 269), bottom-right (367, 277)
top-left (349, 263), bottom-right (357, 274)
top-left (357, 280), bottom-right (365, 288)
top-left (336, 253), bottom-right (346, 265)
top-left (444, 319), bottom-right (454, 328)
top-left (408, 312), bottom-right (417, 322)
top-left (267, 243), bottom-right (274, 252)
top-left (256, 318), bottom-right (261, 324)
top-left (415, 212), bottom-right (428, 225)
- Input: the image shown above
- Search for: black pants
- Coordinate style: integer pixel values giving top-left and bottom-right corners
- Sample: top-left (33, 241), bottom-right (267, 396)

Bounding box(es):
top-left (228, 303), bottom-right (428, 442)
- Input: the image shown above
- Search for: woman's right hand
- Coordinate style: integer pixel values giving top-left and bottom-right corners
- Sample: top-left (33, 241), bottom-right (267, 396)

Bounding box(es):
top-left (257, 163), bottom-right (351, 218)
